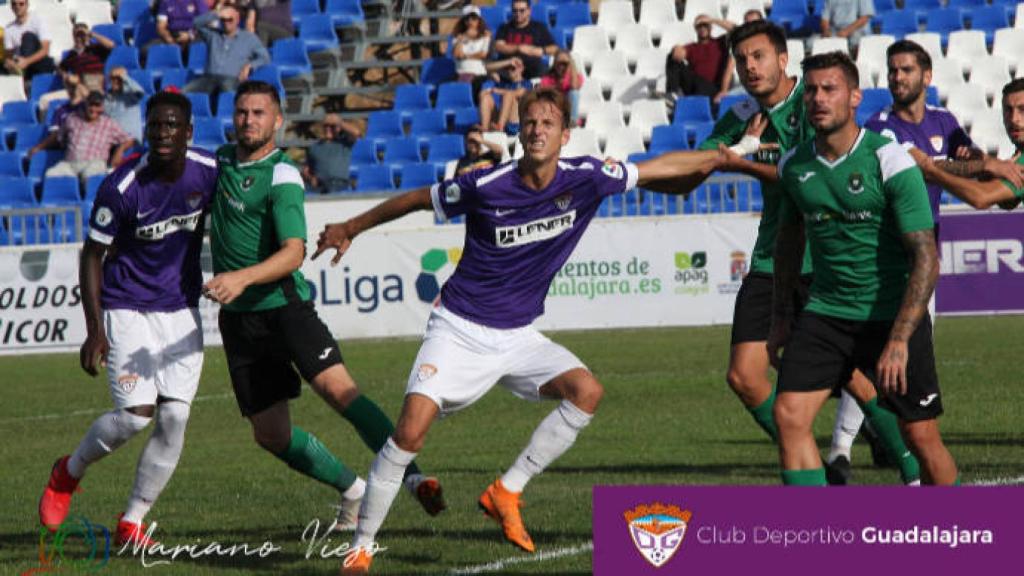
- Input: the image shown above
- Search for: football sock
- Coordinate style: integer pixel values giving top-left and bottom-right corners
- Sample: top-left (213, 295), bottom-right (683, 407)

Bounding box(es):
top-left (275, 426), bottom-right (357, 493)
top-left (342, 395), bottom-right (423, 481)
top-left (68, 409), bottom-right (152, 479)
top-left (747, 387), bottom-right (778, 442)
top-left (829, 390), bottom-right (865, 463)
top-left (123, 401), bottom-right (190, 524)
top-left (343, 477), bottom-right (366, 500)
top-left (501, 400), bottom-right (593, 493)
top-left (353, 437), bottom-right (416, 548)
top-left (860, 398), bottom-right (921, 484)
top-left (781, 468), bottom-right (827, 486)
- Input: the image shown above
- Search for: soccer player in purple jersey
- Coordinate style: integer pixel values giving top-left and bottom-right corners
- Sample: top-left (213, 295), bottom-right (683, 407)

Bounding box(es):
top-left (315, 88), bottom-right (738, 574)
top-left (38, 91), bottom-right (218, 547)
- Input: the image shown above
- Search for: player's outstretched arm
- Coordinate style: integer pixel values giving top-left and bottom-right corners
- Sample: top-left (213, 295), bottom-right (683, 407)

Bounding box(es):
top-left (79, 239), bottom-right (110, 376)
top-left (767, 208), bottom-right (805, 369)
top-left (910, 147), bottom-right (1020, 210)
top-left (313, 186), bottom-right (434, 265)
top-left (878, 229), bottom-right (938, 396)
top-left (634, 149), bottom-right (723, 195)
top-left (203, 238), bottom-right (305, 305)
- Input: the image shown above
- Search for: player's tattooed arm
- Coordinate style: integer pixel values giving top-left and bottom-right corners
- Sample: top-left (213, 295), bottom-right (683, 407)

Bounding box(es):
top-left (909, 147), bottom-right (1019, 209)
top-left (766, 213), bottom-right (805, 368)
top-left (313, 187), bottom-right (434, 265)
top-left (79, 239), bottom-right (110, 376)
top-left (879, 229), bottom-right (939, 395)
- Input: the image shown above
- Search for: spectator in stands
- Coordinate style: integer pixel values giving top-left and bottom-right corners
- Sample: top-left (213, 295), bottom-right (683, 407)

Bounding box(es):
top-left (539, 50), bottom-right (582, 124)
top-left (665, 14), bottom-right (735, 103)
top-left (104, 67), bottom-right (147, 141)
top-left (743, 9), bottom-right (764, 23)
top-left (479, 57), bottom-right (531, 134)
top-left (303, 113), bottom-right (361, 193)
top-left (184, 3), bottom-right (270, 97)
top-left (3, 0), bottom-right (56, 80)
top-left (238, 0), bottom-right (295, 47)
top-left (493, 0), bottom-right (557, 81)
top-left (455, 124), bottom-right (504, 176)
top-left (155, 0), bottom-right (208, 52)
top-left (453, 5), bottom-right (491, 85)
top-left (820, 0), bottom-right (875, 50)
top-left (28, 90), bottom-right (136, 184)
top-left (60, 23), bottom-right (114, 91)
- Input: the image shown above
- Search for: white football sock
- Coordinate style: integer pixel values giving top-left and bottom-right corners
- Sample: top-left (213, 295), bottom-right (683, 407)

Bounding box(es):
top-left (123, 401), bottom-right (190, 524)
top-left (829, 390), bottom-right (865, 463)
top-left (68, 409), bottom-right (152, 479)
top-left (343, 477), bottom-right (366, 500)
top-left (501, 400), bottom-right (593, 493)
top-left (352, 438), bottom-right (416, 549)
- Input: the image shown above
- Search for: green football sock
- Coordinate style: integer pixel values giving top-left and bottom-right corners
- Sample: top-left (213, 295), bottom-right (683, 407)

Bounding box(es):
top-left (747, 387), bottom-right (778, 442)
top-left (953, 476), bottom-right (961, 486)
top-left (342, 395), bottom-right (422, 479)
top-left (781, 468), bottom-right (827, 485)
top-left (860, 397), bottom-right (920, 484)
top-left (276, 426), bottom-right (357, 492)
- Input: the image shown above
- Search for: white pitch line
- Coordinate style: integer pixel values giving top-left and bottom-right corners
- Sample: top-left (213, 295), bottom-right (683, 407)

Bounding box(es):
top-left (448, 541), bottom-right (594, 575)
top-left (967, 475), bottom-right (1024, 486)
top-left (0, 392), bottom-right (236, 424)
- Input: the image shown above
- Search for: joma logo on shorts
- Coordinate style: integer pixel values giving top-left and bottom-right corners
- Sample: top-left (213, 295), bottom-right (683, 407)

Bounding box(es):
top-left (494, 211), bottom-right (576, 248)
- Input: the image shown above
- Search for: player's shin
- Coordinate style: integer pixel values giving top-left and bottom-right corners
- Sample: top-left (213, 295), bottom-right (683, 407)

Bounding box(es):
top-left (829, 390), bottom-right (865, 462)
top-left (123, 401), bottom-right (190, 524)
top-left (352, 437), bottom-right (417, 548)
top-left (746, 387), bottom-right (778, 442)
top-left (859, 398), bottom-right (921, 484)
top-left (275, 426), bottom-right (359, 492)
top-left (501, 400), bottom-right (593, 493)
top-left (68, 409), bottom-right (153, 478)
top-left (342, 394), bottom-right (424, 481)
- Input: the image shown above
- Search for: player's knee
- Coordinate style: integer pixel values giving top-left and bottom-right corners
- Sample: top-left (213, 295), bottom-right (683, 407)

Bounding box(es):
top-left (157, 401), bottom-right (191, 436)
top-left (116, 408), bottom-right (153, 436)
top-left (252, 424), bottom-right (290, 454)
top-left (562, 374), bottom-right (603, 413)
top-left (900, 420), bottom-right (942, 453)
top-left (772, 396), bottom-right (805, 432)
top-left (125, 404), bottom-right (156, 418)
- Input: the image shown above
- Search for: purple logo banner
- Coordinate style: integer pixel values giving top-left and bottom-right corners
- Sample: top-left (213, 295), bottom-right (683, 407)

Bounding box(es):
top-left (937, 211), bottom-right (1024, 314)
top-left (594, 486), bottom-right (1019, 576)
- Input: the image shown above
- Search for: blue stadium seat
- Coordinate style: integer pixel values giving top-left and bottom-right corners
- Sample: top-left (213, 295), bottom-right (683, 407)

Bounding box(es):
top-left (29, 73), bottom-right (62, 109)
top-left (925, 8), bottom-right (965, 40)
top-left (187, 93), bottom-right (213, 118)
top-left (926, 85), bottom-right (939, 106)
top-left (298, 14), bottom-right (339, 54)
top-left (187, 42), bottom-right (208, 74)
top-left (92, 23), bottom-right (126, 45)
top-left (393, 84), bottom-right (432, 118)
top-left (674, 96), bottom-right (713, 142)
top-left (420, 57), bottom-right (457, 87)
top-left (969, 6), bottom-right (1010, 44)
top-left (382, 136), bottom-right (424, 166)
top-left (27, 150), bottom-right (63, 187)
top-left (399, 162), bottom-right (440, 189)
top-left (354, 164), bottom-right (395, 191)
top-left (323, 0), bottom-right (366, 27)
top-left (85, 174), bottom-right (106, 201)
top-left (648, 125), bottom-right (689, 154)
top-left (531, 2), bottom-right (555, 27)
top-left (480, 5), bottom-right (509, 32)
top-left (133, 14), bottom-right (159, 48)
top-left (435, 82), bottom-right (474, 114)
top-left (858, 88), bottom-right (894, 123)
top-left (452, 106), bottom-right (480, 133)
top-left (215, 91), bottom-right (236, 132)
top-left (717, 94), bottom-right (754, 119)
top-left (272, 39), bottom-right (313, 79)
top-left (42, 100), bottom-right (68, 128)
top-left (128, 69), bottom-right (157, 95)
top-left (146, 44), bottom-right (185, 73)
top-left (0, 151), bottom-right (25, 177)
top-left (159, 68), bottom-right (190, 91)
top-left (426, 134), bottom-right (465, 163)
top-left (105, 46), bottom-right (142, 74)
top-left (3, 101), bottom-right (37, 126)
top-left (553, 3), bottom-right (590, 28)
top-left (249, 65), bottom-right (286, 96)
top-left (409, 109), bottom-right (448, 137)
top-left (292, 0), bottom-right (322, 27)
top-left (193, 117), bottom-right (227, 150)
top-left (14, 125), bottom-right (46, 153)
top-left (691, 122), bottom-right (715, 148)
top-left (40, 176), bottom-right (82, 205)
top-left (769, 0), bottom-right (812, 35)
top-left (0, 176), bottom-right (37, 206)
top-left (349, 138), bottom-right (380, 169)
top-left (904, 0), bottom-right (941, 16)
top-left (879, 10), bottom-right (919, 38)
top-left (365, 111), bottom-right (405, 140)
top-left (116, 0), bottom-right (150, 31)
top-left (948, 0), bottom-right (984, 6)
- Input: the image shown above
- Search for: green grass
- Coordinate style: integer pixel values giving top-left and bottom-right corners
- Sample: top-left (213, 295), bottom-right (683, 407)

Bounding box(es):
top-left (2, 317), bottom-right (1022, 575)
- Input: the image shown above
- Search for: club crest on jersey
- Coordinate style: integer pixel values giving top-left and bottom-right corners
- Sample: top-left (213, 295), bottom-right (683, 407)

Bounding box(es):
top-left (624, 503), bottom-right (691, 568)
top-left (445, 183), bottom-right (461, 203)
top-left (554, 193), bottom-right (572, 211)
top-left (117, 373), bottom-right (140, 394)
top-left (787, 111), bottom-right (798, 128)
top-left (94, 206), bottom-right (113, 227)
top-left (416, 364), bottom-right (437, 382)
top-left (848, 172), bottom-right (865, 195)
top-left (601, 161), bottom-right (624, 180)
top-left (187, 191), bottom-right (203, 209)
top-left (242, 176), bottom-right (255, 190)
top-left (930, 135), bottom-right (944, 152)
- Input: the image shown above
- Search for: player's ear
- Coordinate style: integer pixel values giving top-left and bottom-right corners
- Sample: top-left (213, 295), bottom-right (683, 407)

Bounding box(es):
top-left (850, 87), bottom-right (863, 109)
top-left (778, 50), bottom-right (788, 73)
top-left (186, 123), bottom-right (193, 143)
top-left (560, 121), bottom-right (571, 146)
top-left (274, 110), bottom-right (284, 132)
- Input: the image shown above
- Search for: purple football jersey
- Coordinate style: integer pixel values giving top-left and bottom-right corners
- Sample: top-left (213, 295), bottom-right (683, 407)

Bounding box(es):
top-left (88, 149), bottom-right (218, 311)
top-left (865, 105), bottom-right (974, 220)
top-left (431, 156), bottom-right (638, 329)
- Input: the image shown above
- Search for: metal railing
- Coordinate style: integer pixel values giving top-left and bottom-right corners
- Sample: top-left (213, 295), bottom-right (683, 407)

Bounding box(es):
top-left (0, 205), bottom-right (84, 247)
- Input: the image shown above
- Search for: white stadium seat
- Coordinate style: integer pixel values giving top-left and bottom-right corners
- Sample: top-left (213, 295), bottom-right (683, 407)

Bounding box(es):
top-left (725, 0), bottom-right (763, 25)
top-left (609, 76), bottom-right (650, 111)
top-left (72, 1), bottom-right (114, 27)
top-left (628, 98), bottom-right (670, 141)
top-left (905, 33), bottom-right (943, 65)
top-left (969, 56), bottom-right (1011, 101)
top-left (576, 81), bottom-right (606, 120)
top-left (945, 83), bottom-right (991, 128)
top-left (634, 47), bottom-right (668, 81)
top-left (571, 26), bottom-right (612, 71)
top-left (992, 28), bottom-right (1024, 76)
top-left (584, 101), bottom-right (627, 146)
top-left (929, 57), bottom-right (966, 102)
top-left (786, 39), bottom-right (805, 78)
top-left (946, 30), bottom-right (989, 76)
top-left (0, 76), bottom-right (27, 105)
top-left (482, 131), bottom-right (512, 162)
top-left (588, 49), bottom-right (631, 91)
top-left (968, 110), bottom-right (1009, 155)
top-left (812, 36), bottom-right (850, 56)
top-left (639, 0), bottom-right (680, 43)
top-left (857, 34), bottom-right (895, 88)
top-left (615, 23), bottom-right (655, 66)
top-left (597, 0), bottom-right (637, 44)
top-left (561, 128), bottom-right (602, 158)
top-left (658, 23), bottom-right (698, 52)
top-left (682, 0), bottom-right (723, 24)
top-left (603, 126), bottom-right (647, 160)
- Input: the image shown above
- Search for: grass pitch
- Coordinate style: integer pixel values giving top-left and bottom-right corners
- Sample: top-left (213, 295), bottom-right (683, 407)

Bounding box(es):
top-left (1, 316), bottom-right (1022, 574)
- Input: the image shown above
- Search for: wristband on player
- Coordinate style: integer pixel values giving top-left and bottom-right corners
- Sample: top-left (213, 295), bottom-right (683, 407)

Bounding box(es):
top-left (729, 135), bottom-right (761, 156)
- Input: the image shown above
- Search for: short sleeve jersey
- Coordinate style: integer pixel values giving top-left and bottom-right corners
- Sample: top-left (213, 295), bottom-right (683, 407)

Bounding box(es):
top-left (777, 129), bottom-right (934, 321)
top-left (210, 145), bottom-right (310, 312)
top-left (865, 105), bottom-right (974, 220)
top-left (494, 20), bottom-right (555, 79)
top-left (997, 153), bottom-right (1024, 198)
top-left (88, 149), bottom-right (219, 311)
top-left (432, 156), bottom-right (639, 329)
top-left (699, 78), bottom-right (814, 275)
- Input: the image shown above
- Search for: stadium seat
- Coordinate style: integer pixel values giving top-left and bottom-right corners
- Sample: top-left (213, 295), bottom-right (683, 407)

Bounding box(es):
top-left (28, 73), bottom-right (61, 109)
top-left (271, 39), bottom-right (313, 79)
top-left (365, 110), bottom-right (405, 141)
top-left (250, 65), bottom-right (286, 97)
top-left (969, 7), bottom-right (1010, 45)
top-left (857, 34), bottom-right (895, 87)
top-left (426, 134), bottom-right (465, 164)
top-left (215, 91), bottom-right (235, 130)
top-left (812, 37), bottom-right (850, 56)
top-left (420, 57), bottom-right (457, 87)
top-left (947, 30), bottom-right (990, 75)
top-left (628, 99), bottom-right (670, 141)
top-left (879, 10), bottom-right (919, 39)
top-left (554, 3), bottom-right (591, 30)
top-left (159, 69), bottom-right (190, 92)
top-left (409, 109), bottom-right (448, 138)
top-left (0, 151), bottom-right (25, 177)
top-left (0, 76), bottom-right (26, 105)
top-left (13, 125), bottom-right (46, 153)
top-left (769, 0), bottom-right (812, 36)
top-left (116, 0), bottom-right (150, 32)
top-left (992, 28), bottom-right (1024, 76)
top-left (969, 56), bottom-right (1011, 100)
top-left (398, 162), bottom-right (440, 189)
top-left (435, 82), bottom-right (475, 115)
top-left (186, 93), bottom-right (213, 118)
top-left (682, 0), bottom-right (723, 23)
top-left (725, 0), bottom-right (763, 25)
top-left (716, 94), bottom-right (754, 119)
top-left (382, 136), bottom-right (424, 167)
top-left (857, 89), bottom-right (894, 125)
top-left (569, 25), bottom-right (611, 69)
top-left (925, 8), bottom-right (965, 44)
top-left (92, 23), bottom-right (126, 45)
top-left (560, 127), bottom-right (601, 157)
top-left (354, 164), bottom-right (395, 191)
top-left (298, 14), bottom-right (339, 54)
top-left (604, 126), bottom-right (646, 161)
top-left (785, 39), bottom-right (806, 78)
top-left (576, 81), bottom-right (605, 121)
top-left (658, 24), bottom-right (697, 53)
top-left (84, 174), bottom-right (105, 201)
top-left (40, 176), bottom-right (81, 205)
top-left (105, 46), bottom-right (141, 74)
top-left (393, 84), bottom-right (432, 118)
top-left (128, 69), bottom-right (157, 95)
top-left (292, 0), bottom-right (322, 27)
top-left (609, 77), bottom-right (649, 112)
top-left (3, 101), bottom-right (37, 127)
top-left (27, 150), bottom-right (62, 186)
top-left (187, 42), bottom-right (208, 74)
top-left (673, 96), bottom-right (713, 126)
top-left (948, 0), bottom-right (985, 7)
top-left (584, 102), bottom-right (626, 146)
top-left (482, 131), bottom-right (512, 161)
top-left (350, 138), bottom-right (380, 168)
top-left (480, 5), bottom-right (510, 33)
top-left (192, 118), bottom-right (227, 150)
top-left (323, 0), bottom-right (365, 27)
top-left (145, 44), bottom-right (185, 75)
top-left (945, 83), bottom-right (990, 127)
top-left (929, 57), bottom-right (966, 101)
top-left (615, 24), bottom-right (654, 66)
top-left (969, 109), bottom-right (1009, 154)
top-left (634, 48), bottom-right (667, 85)
top-left (691, 121), bottom-right (714, 147)
top-left (638, 0), bottom-right (680, 43)
top-left (648, 124), bottom-right (689, 154)
top-left (132, 13), bottom-right (159, 48)
top-left (452, 107), bottom-right (480, 134)
top-left (904, 32), bottom-right (943, 64)
top-left (0, 176), bottom-right (37, 206)
top-left (588, 49), bottom-right (630, 91)
top-left (596, 0), bottom-right (636, 44)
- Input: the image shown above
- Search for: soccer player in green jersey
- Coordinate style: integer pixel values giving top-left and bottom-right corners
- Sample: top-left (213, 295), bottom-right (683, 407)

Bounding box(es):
top-left (907, 78), bottom-right (1024, 211)
top-left (769, 52), bottom-right (958, 486)
top-left (203, 81), bottom-right (446, 525)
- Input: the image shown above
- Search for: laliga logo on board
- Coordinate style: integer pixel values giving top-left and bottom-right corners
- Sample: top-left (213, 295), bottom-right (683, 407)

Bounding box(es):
top-left (623, 502), bottom-right (692, 568)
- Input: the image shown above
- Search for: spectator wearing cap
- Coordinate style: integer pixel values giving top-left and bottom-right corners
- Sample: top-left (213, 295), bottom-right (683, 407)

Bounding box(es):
top-left (3, 0), bottom-right (56, 80)
top-left (155, 0), bottom-right (208, 52)
top-left (665, 14), bottom-right (735, 102)
top-left (237, 0), bottom-right (295, 47)
top-left (184, 2), bottom-right (270, 97)
top-left (104, 66), bottom-right (146, 142)
top-left (493, 0), bottom-right (557, 80)
top-left (453, 5), bottom-right (491, 84)
top-left (28, 90), bottom-right (136, 184)
top-left (455, 124), bottom-right (504, 176)
top-left (302, 113), bottom-right (361, 193)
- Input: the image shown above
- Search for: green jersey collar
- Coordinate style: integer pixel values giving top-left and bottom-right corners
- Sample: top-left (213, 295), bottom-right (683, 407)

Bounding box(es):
top-left (235, 147), bottom-right (281, 168)
top-left (765, 76), bottom-right (801, 114)
top-left (813, 128), bottom-right (866, 169)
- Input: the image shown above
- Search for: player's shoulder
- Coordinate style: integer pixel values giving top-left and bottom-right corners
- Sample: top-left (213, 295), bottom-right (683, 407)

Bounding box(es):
top-left (866, 130), bottom-right (917, 179)
top-left (723, 98), bottom-right (760, 123)
top-left (103, 153), bottom-right (150, 196)
top-left (864, 106), bottom-right (892, 128)
top-left (924, 104), bottom-right (958, 122)
top-left (185, 147), bottom-right (218, 168)
top-left (466, 158), bottom-right (519, 191)
top-left (271, 155), bottom-right (304, 188)
top-left (779, 139), bottom-right (814, 173)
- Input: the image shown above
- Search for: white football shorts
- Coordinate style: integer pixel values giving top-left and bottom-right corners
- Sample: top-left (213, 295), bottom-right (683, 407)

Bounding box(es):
top-left (406, 305), bottom-right (587, 415)
top-left (105, 308), bottom-right (204, 408)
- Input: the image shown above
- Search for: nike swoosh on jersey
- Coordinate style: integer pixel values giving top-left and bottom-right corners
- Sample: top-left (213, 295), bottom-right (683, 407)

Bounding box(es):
top-left (495, 208), bottom-right (516, 217)
top-left (798, 172), bottom-right (816, 183)
top-left (136, 208), bottom-right (156, 219)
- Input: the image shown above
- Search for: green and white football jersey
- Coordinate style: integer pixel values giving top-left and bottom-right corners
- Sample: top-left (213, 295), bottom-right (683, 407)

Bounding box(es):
top-left (699, 78), bottom-right (814, 275)
top-left (210, 144), bottom-right (311, 312)
top-left (777, 129), bottom-right (934, 322)
top-left (999, 153), bottom-right (1024, 198)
